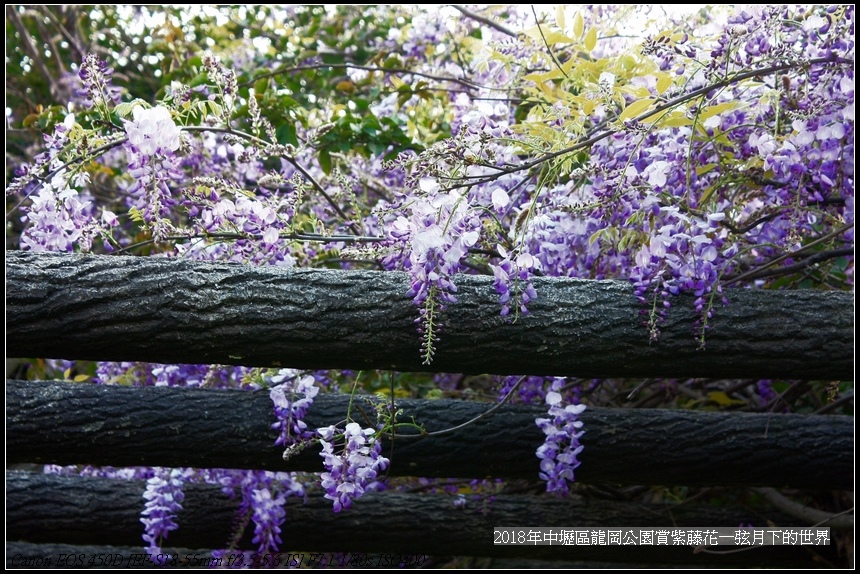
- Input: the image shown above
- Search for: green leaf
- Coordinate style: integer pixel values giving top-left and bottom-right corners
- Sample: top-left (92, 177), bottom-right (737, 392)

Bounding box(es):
top-left (254, 78), bottom-right (270, 94)
top-left (584, 27), bottom-right (598, 52)
top-left (695, 163), bottom-right (717, 176)
top-left (708, 391), bottom-right (746, 407)
top-left (128, 206), bottom-right (145, 224)
top-left (321, 51), bottom-right (345, 65)
top-left (276, 122), bottom-right (298, 147)
top-left (655, 73), bottom-right (673, 95)
top-left (656, 112), bottom-right (693, 127)
top-left (555, 5), bottom-right (566, 30)
top-left (698, 102), bottom-right (741, 123)
top-left (572, 12), bottom-right (584, 39)
top-left (114, 99), bottom-right (149, 118)
top-left (543, 31), bottom-right (575, 45)
top-left (319, 148), bottom-right (332, 174)
top-left (619, 98), bottom-right (655, 122)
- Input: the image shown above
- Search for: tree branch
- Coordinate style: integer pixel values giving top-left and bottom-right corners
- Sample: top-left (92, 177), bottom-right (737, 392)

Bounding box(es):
top-left (451, 5), bottom-right (518, 38)
top-left (752, 488), bottom-right (854, 529)
top-left (724, 224), bottom-right (854, 285)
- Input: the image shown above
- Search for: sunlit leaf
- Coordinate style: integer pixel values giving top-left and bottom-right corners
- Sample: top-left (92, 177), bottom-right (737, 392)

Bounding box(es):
top-left (572, 11), bottom-right (584, 39)
top-left (656, 73), bottom-right (673, 95)
top-left (619, 98), bottom-right (655, 121)
top-left (544, 31), bottom-right (575, 45)
top-left (584, 27), bottom-right (598, 52)
top-left (698, 101), bottom-right (741, 122)
top-left (695, 163), bottom-right (718, 176)
top-left (655, 112), bottom-right (693, 127)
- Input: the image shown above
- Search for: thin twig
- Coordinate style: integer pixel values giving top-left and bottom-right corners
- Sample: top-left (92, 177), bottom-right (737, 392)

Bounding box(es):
top-left (442, 56), bottom-right (853, 192)
top-left (36, 5), bottom-right (86, 61)
top-left (8, 6), bottom-right (60, 99)
top-left (815, 390), bottom-right (853, 415)
top-left (753, 487), bottom-right (854, 529)
top-left (111, 231), bottom-right (385, 255)
top-left (724, 224), bottom-right (854, 285)
top-left (450, 5), bottom-right (518, 38)
top-left (726, 247), bottom-right (853, 283)
top-left (531, 6), bottom-right (570, 81)
top-left (182, 125), bottom-right (362, 234)
top-left (244, 63), bottom-right (502, 92)
top-left (390, 376), bottom-right (529, 439)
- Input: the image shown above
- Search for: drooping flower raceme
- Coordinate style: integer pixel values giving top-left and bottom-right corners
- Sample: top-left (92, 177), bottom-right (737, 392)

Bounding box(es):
top-left (214, 468), bottom-right (306, 556)
top-left (535, 381), bottom-right (586, 495)
top-left (77, 52), bottom-right (123, 112)
top-left (391, 185), bottom-right (481, 363)
top-left (317, 422), bottom-right (389, 512)
top-left (141, 467), bottom-right (189, 560)
top-left (249, 486), bottom-right (287, 553)
top-left (269, 370), bottom-right (319, 458)
top-left (123, 105), bottom-right (184, 241)
top-left (489, 246), bottom-right (539, 318)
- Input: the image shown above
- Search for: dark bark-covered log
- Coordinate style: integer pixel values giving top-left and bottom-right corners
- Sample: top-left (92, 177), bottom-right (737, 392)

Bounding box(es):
top-left (6, 251), bottom-right (853, 379)
top-left (7, 381), bottom-right (852, 488)
top-left (3, 542), bottom-right (741, 570)
top-left (6, 471), bottom-right (839, 567)
top-left (6, 542), bottom-right (199, 569)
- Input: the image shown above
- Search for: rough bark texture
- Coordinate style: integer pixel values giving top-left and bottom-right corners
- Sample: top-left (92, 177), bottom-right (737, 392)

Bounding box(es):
top-left (6, 251), bottom-right (853, 379)
top-left (7, 381), bottom-right (852, 488)
top-left (6, 471), bottom-right (838, 568)
top-left (2, 543), bottom-right (747, 570)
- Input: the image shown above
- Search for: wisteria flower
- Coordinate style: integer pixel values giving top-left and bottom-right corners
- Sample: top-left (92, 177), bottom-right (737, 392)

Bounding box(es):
top-left (125, 105), bottom-right (182, 155)
top-left (269, 371), bottom-right (319, 457)
top-left (535, 382), bottom-right (586, 495)
top-left (141, 467), bottom-right (189, 557)
top-left (318, 422), bottom-right (389, 512)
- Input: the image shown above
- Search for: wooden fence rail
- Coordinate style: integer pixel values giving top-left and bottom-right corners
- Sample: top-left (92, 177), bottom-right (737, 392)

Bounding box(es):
top-left (6, 380), bottom-right (852, 489)
top-left (6, 251), bottom-right (854, 379)
top-left (6, 471), bottom-right (838, 568)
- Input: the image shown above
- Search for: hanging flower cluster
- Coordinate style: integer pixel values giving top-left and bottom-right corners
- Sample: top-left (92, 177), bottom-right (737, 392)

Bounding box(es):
top-left (269, 370), bottom-right (319, 458)
top-left (141, 467), bottom-right (189, 559)
top-left (535, 381), bottom-right (586, 495)
top-left (122, 105), bottom-right (184, 242)
top-left (391, 182), bottom-right (481, 363)
top-left (317, 422), bottom-right (390, 513)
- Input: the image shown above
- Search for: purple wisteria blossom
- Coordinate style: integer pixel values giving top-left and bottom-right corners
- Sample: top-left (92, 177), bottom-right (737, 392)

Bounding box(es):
top-left (317, 422), bottom-right (389, 512)
top-left (77, 53), bottom-right (122, 111)
top-left (122, 105), bottom-right (184, 241)
top-left (535, 381), bottom-right (586, 495)
top-left (392, 184), bottom-right (481, 363)
top-left (489, 246), bottom-right (538, 317)
top-left (250, 486), bottom-right (286, 553)
top-left (140, 467), bottom-right (190, 558)
top-left (269, 371), bottom-right (319, 458)
top-left (214, 469), bottom-right (306, 555)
